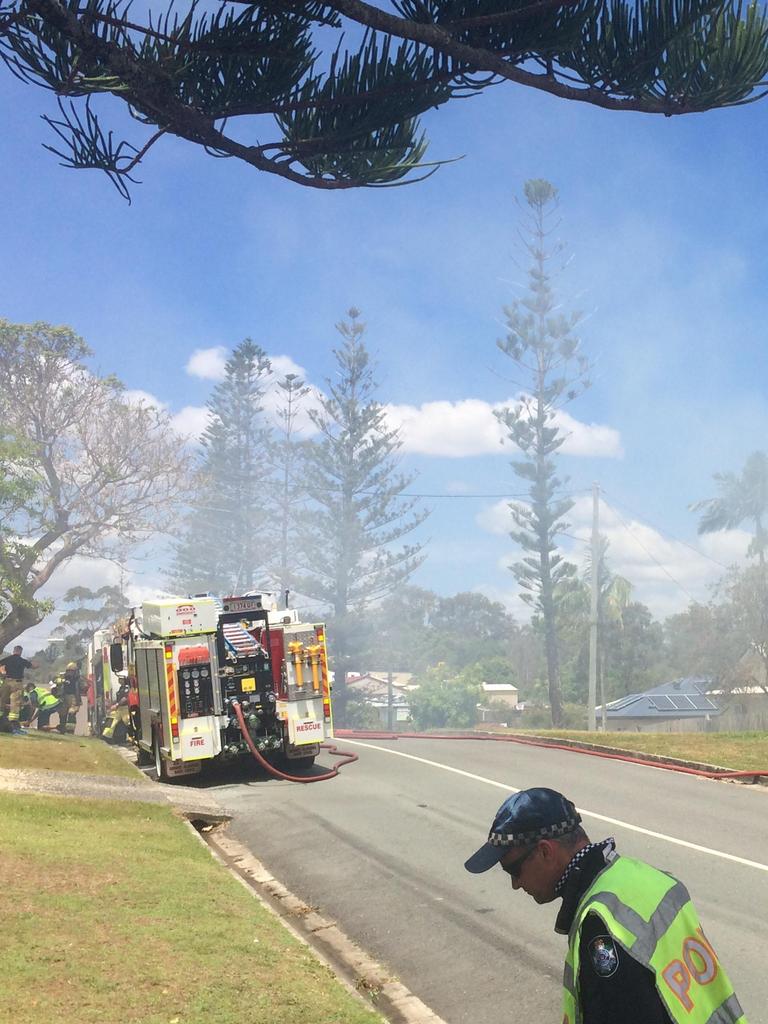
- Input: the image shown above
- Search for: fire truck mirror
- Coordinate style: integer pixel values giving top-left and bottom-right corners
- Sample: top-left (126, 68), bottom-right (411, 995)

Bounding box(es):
top-left (109, 643), bottom-right (125, 673)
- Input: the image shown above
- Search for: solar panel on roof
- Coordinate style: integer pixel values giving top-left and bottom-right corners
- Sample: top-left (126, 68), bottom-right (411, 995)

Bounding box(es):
top-left (607, 695), bottom-right (643, 711)
top-left (649, 695), bottom-right (675, 710)
top-left (669, 695), bottom-right (695, 710)
top-left (690, 696), bottom-right (718, 711)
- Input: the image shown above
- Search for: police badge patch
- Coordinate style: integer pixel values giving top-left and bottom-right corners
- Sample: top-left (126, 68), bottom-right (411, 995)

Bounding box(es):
top-left (588, 935), bottom-right (619, 978)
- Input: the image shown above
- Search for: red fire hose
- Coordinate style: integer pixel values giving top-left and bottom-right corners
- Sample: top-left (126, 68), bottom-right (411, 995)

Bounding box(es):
top-left (334, 729), bottom-right (768, 781)
top-left (232, 701), bottom-right (358, 783)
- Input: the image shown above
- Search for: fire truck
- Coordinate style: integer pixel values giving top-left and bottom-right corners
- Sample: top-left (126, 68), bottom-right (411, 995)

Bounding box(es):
top-left (86, 625), bottom-right (127, 738)
top-left (109, 594), bottom-right (333, 780)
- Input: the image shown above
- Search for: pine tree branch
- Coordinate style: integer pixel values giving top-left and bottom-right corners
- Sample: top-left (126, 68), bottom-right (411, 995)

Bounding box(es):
top-left (325, 0), bottom-right (707, 112)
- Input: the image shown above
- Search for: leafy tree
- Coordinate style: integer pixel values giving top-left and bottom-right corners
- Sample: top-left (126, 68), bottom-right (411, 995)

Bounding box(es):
top-left (711, 565), bottom-right (768, 694)
top-left (363, 587), bottom-right (516, 673)
top-left (604, 601), bottom-right (664, 698)
top-left (296, 309), bottom-right (428, 719)
top-left (408, 663), bottom-right (480, 730)
top-left (663, 600), bottom-right (732, 681)
top-left (460, 654), bottom-right (518, 687)
top-left (265, 372), bottom-right (311, 601)
top-left (3, 1), bottom-right (768, 198)
top-left (494, 179), bottom-right (591, 726)
top-left (0, 319), bottom-right (193, 648)
top-left (170, 340), bottom-right (273, 597)
top-left (427, 591), bottom-right (517, 667)
top-left (55, 584), bottom-right (131, 644)
top-left (362, 585), bottom-right (439, 673)
top-left (692, 451), bottom-right (768, 565)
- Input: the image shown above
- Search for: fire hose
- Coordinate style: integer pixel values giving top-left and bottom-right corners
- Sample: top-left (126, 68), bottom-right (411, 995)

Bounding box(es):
top-left (334, 729), bottom-right (768, 781)
top-left (232, 700), bottom-right (358, 783)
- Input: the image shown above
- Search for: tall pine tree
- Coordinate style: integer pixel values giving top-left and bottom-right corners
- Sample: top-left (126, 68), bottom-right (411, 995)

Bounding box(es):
top-left (266, 372), bottom-right (311, 602)
top-left (170, 340), bottom-right (273, 596)
top-left (296, 309), bottom-right (428, 719)
top-left (494, 181), bottom-right (591, 728)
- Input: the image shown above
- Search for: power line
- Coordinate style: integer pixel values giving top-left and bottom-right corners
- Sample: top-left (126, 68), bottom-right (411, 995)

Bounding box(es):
top-left (601, 497), bottom-right (699, 603)
top-left (601, 492), bottom-right (735, 572)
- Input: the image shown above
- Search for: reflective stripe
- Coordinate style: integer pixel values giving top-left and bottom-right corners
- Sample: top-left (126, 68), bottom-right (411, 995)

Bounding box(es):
top-left (705, 994), bottom-right (745, 1024)
top-left (588, 880), bottom-right (690, 963)
top-left (562, 960), bottom-right (575, 994)
top-left (566, 858), bottom-right (746, 1024)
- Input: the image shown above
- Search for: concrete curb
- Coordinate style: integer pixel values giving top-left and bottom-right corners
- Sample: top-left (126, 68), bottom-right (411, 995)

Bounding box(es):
top-left (205, 829), bottom-right (448, 1024)
top-left (475, 730), bottom-right (768, 785)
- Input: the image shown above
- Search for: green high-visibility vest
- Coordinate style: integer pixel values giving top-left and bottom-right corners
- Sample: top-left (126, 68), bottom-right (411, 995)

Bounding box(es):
top-left (33, 686), bottom-right (60, 710)
top-left (562, 855), bottom-right (746, 1024)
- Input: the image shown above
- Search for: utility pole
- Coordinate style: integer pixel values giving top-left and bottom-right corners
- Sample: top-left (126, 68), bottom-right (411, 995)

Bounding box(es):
top-left (588, 482), bottom-right (600, 732)
top-left (387, 670), bottom-right (394, 731)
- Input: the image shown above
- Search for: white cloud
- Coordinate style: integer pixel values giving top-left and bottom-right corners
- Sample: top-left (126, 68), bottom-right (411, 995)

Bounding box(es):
top-left (123, 389), bottom-right (166, 410)
top-left (476, 493), bottom-right (752, 619)
top-left (553, 409), bottom-right (624, 458)
top-left (384, 397), bottom-right (622, 458)
top-left (269, 354), bottom-right (308, 380)
top-left (186, 346), bottom-right (228, 381)
top-left (170, 405), bottom-right (210, 441)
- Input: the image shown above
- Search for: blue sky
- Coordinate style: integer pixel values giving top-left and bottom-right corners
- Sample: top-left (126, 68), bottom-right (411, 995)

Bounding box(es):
top-left (2, 53), bottom-right (767, 650)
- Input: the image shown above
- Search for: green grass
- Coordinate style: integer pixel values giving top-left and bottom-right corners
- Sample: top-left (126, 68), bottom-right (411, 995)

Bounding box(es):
top-left (0, 730), bottom-right (140, 777)
top-left (492, 728), bottom-right (768, 771)
top-left (0, 792), bottom-right (381, 1024)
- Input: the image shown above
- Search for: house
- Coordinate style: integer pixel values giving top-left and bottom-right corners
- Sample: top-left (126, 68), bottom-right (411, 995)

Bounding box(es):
top-left (477, 681), bottom-right (519, 724)
top-left (598, 677), bottom-right (720, 733)
top-left (480, 681), bottom-right (518, 708)
top-left (345, 671), bottom-right (413, 727)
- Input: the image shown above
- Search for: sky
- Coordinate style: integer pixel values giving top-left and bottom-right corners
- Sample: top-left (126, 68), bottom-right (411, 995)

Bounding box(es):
top-left (2, 26), bottom-right (768, 653)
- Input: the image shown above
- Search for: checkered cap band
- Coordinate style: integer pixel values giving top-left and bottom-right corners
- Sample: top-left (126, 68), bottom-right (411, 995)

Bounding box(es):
top-left (488, 814), bottom-right (581, 848)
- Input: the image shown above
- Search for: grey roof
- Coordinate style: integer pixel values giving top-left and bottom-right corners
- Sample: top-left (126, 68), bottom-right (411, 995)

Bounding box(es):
top-left (600, 677), bottom-right (720, 720)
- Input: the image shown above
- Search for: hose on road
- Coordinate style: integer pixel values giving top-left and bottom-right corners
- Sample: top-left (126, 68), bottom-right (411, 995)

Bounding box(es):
top-left (334, 728), bottom-right (768, 781)
top-left (232, 700), bottom-right (358, 783)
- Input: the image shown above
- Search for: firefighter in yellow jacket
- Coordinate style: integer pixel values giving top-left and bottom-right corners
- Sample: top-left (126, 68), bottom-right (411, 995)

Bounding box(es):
top-left (58, 662), bottom-right (83, 734)
top-left (465, 787), bottom-right (747, 1024)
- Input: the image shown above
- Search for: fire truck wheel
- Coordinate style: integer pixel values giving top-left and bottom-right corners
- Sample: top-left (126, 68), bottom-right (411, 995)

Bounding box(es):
top-left (153, 732), bottom-right (169, 782)
top-left (136, 743), bottom-right (153, 767)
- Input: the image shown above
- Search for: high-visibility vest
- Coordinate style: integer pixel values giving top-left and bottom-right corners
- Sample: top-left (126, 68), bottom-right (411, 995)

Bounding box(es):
top-left (562, 855), bottom-right (746, 1024)
top-left (33, 686), bottom-right (60, 710)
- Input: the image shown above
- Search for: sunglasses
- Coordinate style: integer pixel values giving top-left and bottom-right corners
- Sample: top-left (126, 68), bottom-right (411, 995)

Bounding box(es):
top-left (501, 844), bottom-right (538, 879)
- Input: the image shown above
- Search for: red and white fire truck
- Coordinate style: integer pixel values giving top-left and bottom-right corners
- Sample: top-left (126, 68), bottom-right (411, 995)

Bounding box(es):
top-left (108, 594), bottom-right (333, 780)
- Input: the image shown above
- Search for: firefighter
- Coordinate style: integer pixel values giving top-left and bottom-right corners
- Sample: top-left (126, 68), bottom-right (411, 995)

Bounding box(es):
top-left (127, 672), bottom-right (140, 743)
top-left (464, 787), bottom-right (747, 1024)
top-left (0, 645), bottom-right (37, 735)
top-left (58, 662), bottom-right (83, 735)
top-left (30, 681), bottom-right (63, 730)
top-left (101, 677), bottom-right (131, 743)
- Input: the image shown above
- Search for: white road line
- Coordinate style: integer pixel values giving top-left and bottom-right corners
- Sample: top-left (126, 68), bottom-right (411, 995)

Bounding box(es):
top-left (343, 739), bottom-right (768, 874)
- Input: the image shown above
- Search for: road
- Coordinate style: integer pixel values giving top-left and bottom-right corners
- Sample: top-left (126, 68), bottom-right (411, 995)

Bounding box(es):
top-left (197, 737), bottom-right (768, 1024)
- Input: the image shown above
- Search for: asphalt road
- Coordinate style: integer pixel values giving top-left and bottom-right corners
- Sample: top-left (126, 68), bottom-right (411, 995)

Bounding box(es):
top-left (199, 737), bottom-right (768, 1024)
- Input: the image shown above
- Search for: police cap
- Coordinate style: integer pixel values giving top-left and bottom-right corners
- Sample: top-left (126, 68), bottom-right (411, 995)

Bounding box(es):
top-left (464, 788), bottom-right (581, 874)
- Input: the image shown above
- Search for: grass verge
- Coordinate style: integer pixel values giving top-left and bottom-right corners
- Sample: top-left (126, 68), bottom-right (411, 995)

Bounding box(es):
top-left (491, 728), bottom-right (768, 771)
top-left (0, 792), bottom-right (381, 1024)
top-left (0, 730), bottom-right (139, 778)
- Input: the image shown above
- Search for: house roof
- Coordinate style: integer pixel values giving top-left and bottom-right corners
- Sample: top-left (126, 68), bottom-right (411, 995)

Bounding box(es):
top-left (599, 677), bottom-right (720, 720)
top-left (347, 672), bottom-right (414, 690)
top-left (481, 682), bottom-right (518, 692)
top-left (346, 674), bottom-right (411, 704)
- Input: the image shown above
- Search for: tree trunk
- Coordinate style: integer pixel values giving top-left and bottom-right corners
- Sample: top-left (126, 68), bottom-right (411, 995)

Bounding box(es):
top-left (0, 601), bottom-right (42, 651)
top-left (540, 580), bottom-right (563, 727)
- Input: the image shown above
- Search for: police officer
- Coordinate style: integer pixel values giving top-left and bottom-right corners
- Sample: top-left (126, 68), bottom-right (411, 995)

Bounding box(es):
top-left (465, 787), bottom-right (747, 1024)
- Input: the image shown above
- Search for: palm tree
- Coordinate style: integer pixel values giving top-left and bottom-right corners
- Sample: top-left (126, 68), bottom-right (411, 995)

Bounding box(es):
top-left (692, 451), bottom-right (768, 566)
top-left (585, 537), bottom-right (633, 724)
